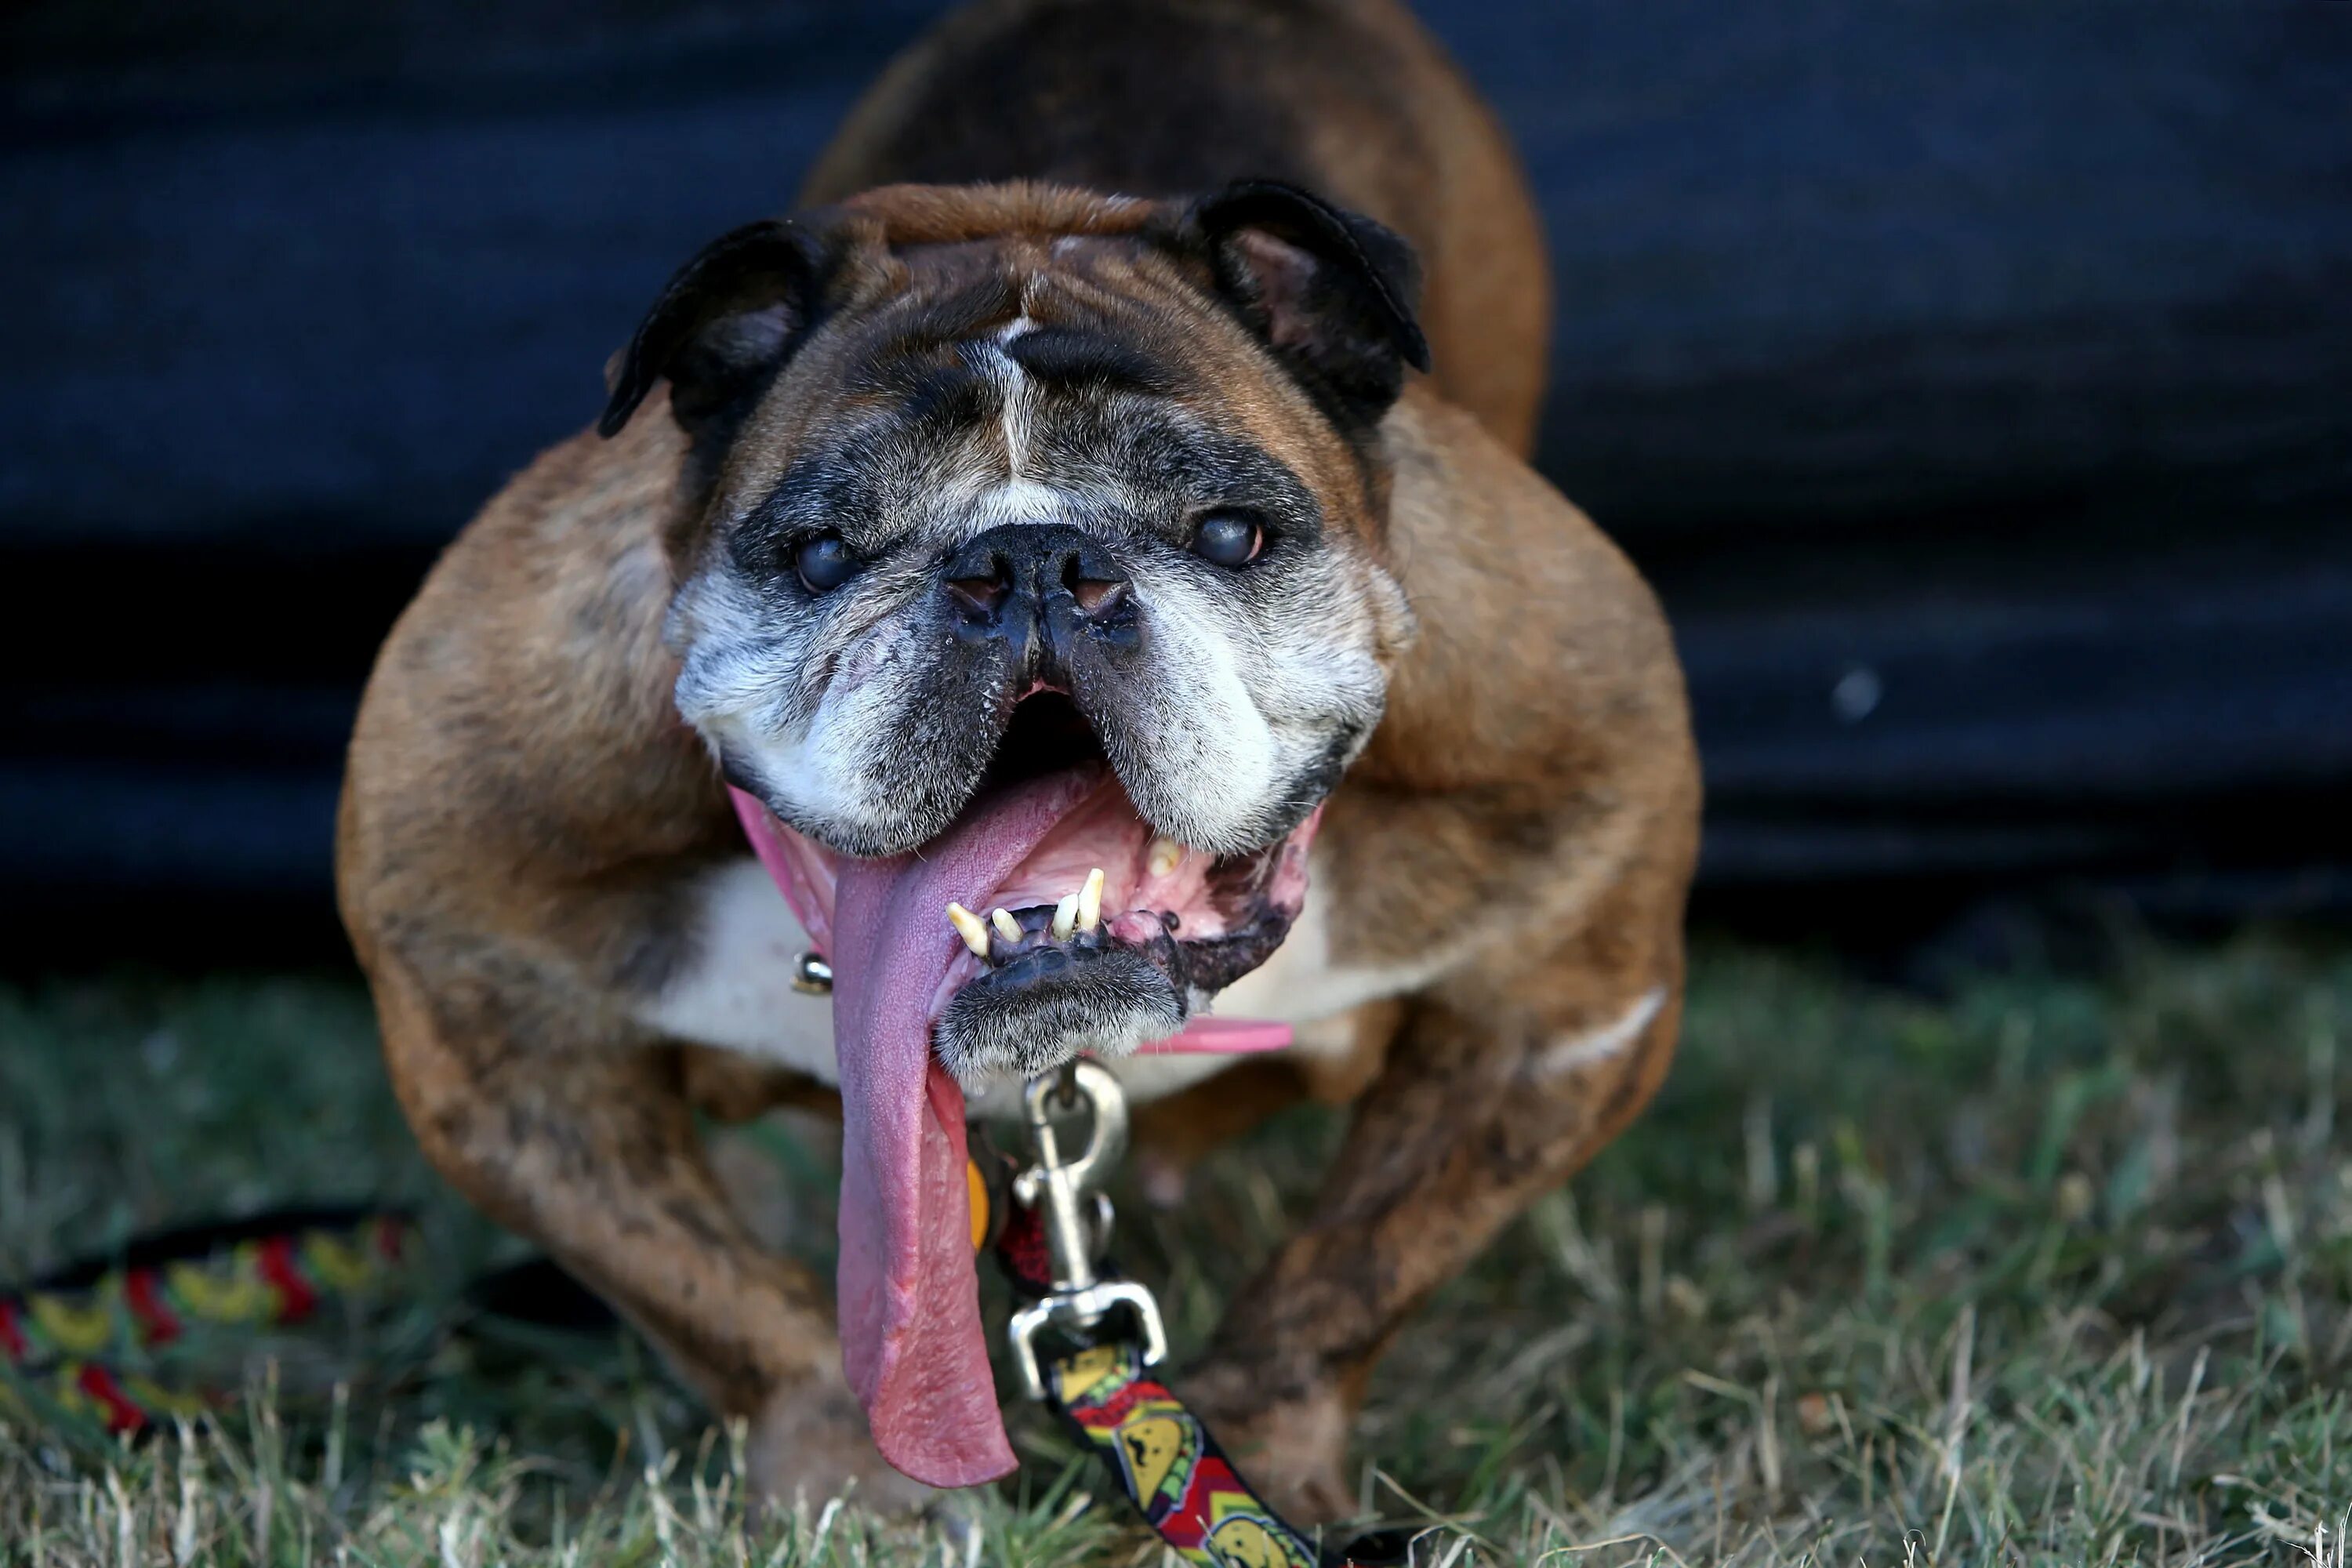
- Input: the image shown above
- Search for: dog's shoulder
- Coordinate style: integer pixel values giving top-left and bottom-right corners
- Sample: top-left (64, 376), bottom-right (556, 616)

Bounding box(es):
top-left (339, 394), bottom-right (735, 960)
top-left (1371, 385), bottom-right (1690, 788)
top-left (1309, 386), bottom-right (1700, 982)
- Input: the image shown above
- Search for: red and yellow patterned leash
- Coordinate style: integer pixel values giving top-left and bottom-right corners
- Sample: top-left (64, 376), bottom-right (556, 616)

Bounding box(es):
top-left (8, 1064), bottom-right (1403, 1563)
top-left (0, 1207), bottom-right (416, 1434)
top-left (980, 1065), bottom-right (1406, 1568)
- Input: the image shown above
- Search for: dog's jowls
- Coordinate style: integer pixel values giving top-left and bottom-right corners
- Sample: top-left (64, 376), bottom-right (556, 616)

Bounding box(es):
top-left (338, 0), bottom-right (1697, 1519)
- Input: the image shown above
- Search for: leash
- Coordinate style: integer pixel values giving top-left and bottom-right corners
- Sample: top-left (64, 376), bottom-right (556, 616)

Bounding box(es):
top-left (979, 1061), bottom-right (1408, 1568)
top-left (0, 1206), bottom-right (417, 1435)
top-left (2, 1067), bottom-right (1412, 1561)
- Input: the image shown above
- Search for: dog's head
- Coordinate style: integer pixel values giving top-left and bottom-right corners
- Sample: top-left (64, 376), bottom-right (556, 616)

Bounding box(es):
top-left (604, 180), bottom-right (1422, 1085)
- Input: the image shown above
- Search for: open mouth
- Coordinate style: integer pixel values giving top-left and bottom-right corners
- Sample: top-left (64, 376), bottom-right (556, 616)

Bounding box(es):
top-left (743, 690), bottom-right (1316, 1085)
top-left (938, 691), bottom-right (1314, 1074)
top-left (728, 688), bottom-right (1318, 1491)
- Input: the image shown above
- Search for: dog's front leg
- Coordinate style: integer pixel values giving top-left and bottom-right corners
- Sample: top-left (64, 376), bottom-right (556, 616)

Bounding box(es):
top-left (367, 953), bottom-right (927, 1512)
top-left (1181, 909), bottom-right (1685, 1522)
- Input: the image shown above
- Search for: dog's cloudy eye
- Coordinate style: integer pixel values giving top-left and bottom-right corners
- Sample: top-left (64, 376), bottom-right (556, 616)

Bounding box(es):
top-left (794, 533), bottom-right (860, 593)
top-left (1190, 512), bottom-right (1263, 569)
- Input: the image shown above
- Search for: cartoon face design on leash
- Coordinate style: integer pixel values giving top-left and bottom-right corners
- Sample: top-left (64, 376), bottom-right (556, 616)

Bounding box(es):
top-left (604, 181), bottom-right (1425, 1087)
top-left (1204, 1515), bottom-right (1316, 1568)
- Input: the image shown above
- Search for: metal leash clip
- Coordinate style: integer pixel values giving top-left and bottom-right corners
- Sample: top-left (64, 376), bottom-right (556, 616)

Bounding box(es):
top-left (1004, 1058), bottom-right (1169, 1400)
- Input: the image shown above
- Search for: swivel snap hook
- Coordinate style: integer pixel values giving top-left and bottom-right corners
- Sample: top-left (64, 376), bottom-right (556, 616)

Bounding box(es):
top-left (1004, 1059), bottom-right (1168, 1399)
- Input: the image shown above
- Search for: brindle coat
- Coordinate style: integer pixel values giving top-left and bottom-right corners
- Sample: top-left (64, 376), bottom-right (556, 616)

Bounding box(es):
top-left (338, 0), bottom-right (1697, 1519)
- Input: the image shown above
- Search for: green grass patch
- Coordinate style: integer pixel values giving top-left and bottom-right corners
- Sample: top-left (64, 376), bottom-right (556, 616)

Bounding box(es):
top-left (2, 935), bottom-right (2348, 1564)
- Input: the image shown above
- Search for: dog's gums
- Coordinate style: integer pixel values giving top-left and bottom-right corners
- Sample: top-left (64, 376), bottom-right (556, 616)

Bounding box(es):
top-left (927, 800), bottom-right (1312, 1083)
top-left (746, 691), bottom-right (1316, 1091)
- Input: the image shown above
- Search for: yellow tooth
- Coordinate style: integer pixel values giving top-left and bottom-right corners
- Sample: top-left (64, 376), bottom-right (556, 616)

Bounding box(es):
top-left (1147, 836), bottom-right (1185, 878)
top-left (990, 907), bottom-right (1022, 944)
top-left (1077, 867), bottom-right (1105, 931)
top-left (946, 902), bottom-right (991, 959)
top-left (1051, 892), bottom-right (1080, 942)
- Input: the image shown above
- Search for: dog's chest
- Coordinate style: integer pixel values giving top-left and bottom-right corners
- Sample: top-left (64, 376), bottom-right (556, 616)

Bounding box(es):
top-left (634, 857), bottom-right (1417, 1113)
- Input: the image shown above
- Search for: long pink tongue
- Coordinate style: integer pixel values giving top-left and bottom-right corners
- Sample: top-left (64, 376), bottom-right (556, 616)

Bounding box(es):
top-left (816, 771), bottom-right (1105, 1488)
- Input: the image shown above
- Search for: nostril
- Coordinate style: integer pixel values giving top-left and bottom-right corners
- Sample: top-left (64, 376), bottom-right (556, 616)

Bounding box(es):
top-left (946, 573), bottom-right (1008, 616)
top-left (1061, 553), bottom-right (1128, 616)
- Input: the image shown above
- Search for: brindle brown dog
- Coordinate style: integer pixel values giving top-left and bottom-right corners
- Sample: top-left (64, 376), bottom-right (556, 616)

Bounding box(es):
top-left (338, 0), bottom-right (1697, 1521)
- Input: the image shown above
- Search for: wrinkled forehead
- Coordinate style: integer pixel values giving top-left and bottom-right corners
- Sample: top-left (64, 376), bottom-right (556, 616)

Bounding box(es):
top-left (713, 235), bottom-right (1345, 523)
top-left (848, 234), bottom-right (1224, 394)
top-left (831, 245), bottom-right (1199, 439)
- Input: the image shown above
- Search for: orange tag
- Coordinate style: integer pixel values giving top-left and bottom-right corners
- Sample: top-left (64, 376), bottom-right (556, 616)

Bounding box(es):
top-left (967, 1158), bottom-right (989, 1252)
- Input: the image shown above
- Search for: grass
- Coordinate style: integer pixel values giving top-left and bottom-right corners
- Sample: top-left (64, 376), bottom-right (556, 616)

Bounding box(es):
top-left (2, 932), bottom-right (2348, 1565)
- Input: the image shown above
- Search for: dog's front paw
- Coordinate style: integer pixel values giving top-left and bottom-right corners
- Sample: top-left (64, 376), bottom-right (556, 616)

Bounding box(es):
top-left (1179, 1370), bottom-right (1356, 1525)
top-left (745, 1376), bottom-right (941, 1519)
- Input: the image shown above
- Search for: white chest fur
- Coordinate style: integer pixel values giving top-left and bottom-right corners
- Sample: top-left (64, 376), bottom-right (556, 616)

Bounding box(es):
top-left (633, 856), bottom-right (1429, 1116)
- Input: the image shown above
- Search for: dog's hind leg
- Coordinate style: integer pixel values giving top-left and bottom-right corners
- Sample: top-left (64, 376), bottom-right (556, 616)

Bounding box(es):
top-left (1178, 878), bottom-right (1686, 1523)
top-left (365, 948), bottom-right (929, 1512)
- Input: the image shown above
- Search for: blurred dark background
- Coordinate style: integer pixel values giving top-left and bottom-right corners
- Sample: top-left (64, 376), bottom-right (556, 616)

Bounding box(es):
top-left (3, 0), bottom-right (2347, 970)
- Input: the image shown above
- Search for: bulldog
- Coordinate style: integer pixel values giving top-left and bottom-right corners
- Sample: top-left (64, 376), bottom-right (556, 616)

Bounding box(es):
top-left (337, 0), bottom-right (1698, 1522)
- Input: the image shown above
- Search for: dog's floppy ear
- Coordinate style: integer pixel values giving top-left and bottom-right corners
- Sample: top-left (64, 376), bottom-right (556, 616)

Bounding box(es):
top-left (599, 217), bottom-right (833, 440)
top-left (1185, 180), bottom-right (1432, 436)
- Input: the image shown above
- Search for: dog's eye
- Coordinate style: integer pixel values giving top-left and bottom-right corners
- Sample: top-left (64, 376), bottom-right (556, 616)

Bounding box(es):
top-left (793, 533), bottom-right (860, 593)
top-left (1189, 512), bottom-right (1264, 569)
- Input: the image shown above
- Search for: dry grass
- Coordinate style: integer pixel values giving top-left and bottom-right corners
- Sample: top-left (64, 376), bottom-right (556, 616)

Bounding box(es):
top-left (3, 932), bottom-right (2348, 1565)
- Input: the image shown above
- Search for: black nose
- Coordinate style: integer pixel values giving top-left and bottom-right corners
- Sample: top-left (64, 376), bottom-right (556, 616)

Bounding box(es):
top-left (942, 522), bottom-right (1135, 663)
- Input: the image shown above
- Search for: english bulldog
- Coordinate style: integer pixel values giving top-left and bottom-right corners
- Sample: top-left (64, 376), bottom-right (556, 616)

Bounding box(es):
top-left (337, 0), bottom-right (1698, 1522)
